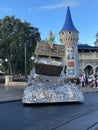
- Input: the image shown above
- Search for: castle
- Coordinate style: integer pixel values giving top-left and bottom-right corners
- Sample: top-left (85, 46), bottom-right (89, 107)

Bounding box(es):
top-left (59, 6), bottom-right (98, 77)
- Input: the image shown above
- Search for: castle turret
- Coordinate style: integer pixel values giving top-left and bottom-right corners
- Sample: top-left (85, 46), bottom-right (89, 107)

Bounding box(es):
top-left (59, 6), bottom-right (79, 77)
top-left (95, 32), bottom-right (98, 46)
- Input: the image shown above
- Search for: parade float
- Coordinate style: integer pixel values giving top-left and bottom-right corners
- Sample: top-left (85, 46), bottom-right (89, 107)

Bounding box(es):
top-left (22, 32), bottom-right (84, 104)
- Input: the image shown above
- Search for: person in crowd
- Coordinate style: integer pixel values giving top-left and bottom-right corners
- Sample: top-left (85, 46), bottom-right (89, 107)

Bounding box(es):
top-left (83, 73), bottom-right (86, 86)
top-left (95, 72), bottom-right (98, 88)
top-left (80, 75), bottom-right (85, 87)
top-left (90, 73), bottom-right (96, 88)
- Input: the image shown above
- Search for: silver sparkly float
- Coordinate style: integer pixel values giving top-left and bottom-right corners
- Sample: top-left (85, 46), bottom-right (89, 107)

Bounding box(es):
top-left (22, 40), bottom-right (84, 104)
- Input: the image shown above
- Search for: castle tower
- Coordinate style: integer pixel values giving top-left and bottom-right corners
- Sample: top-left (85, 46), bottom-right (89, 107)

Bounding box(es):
top-left (95, 32), bottom-right (98, 46)
top-left (59, 6), bottom-right (79, 77)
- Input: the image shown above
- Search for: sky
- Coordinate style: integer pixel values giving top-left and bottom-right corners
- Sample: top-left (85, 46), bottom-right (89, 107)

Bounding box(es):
top-left (0, 0), bottom-right (98, 46)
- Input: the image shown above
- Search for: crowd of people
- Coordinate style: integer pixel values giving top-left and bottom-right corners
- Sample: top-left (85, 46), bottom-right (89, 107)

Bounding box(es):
top-left (80, 72), bottom-right (98, 88)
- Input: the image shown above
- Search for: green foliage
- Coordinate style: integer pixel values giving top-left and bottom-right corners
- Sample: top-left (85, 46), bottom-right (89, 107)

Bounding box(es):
top-left (0, 16), bottom-right (41, 76)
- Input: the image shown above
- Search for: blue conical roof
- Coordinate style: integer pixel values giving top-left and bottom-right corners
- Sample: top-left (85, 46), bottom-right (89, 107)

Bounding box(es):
top-left (60, 6), bottom-right (78, 32)
top-left (96, 32), bottom-right (98, 36)
top-left (95, 32), bottom-right (98, 43)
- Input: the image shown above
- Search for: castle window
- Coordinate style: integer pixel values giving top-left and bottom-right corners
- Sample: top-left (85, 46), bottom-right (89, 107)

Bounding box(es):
top-left (67, 54), bottom-right (74, 60)
top-left (67, 47), bottom-right (74, 52)
top-left (62, 32), bottom-right (64, 35)
top-left (69, 31), bottom-right (71, 34)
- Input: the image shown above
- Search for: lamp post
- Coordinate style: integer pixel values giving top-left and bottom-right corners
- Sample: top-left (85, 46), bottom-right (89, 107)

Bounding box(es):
top-left (0, 59), bottom-right (2, 73)
top-left (24, 42), bottom-right (27, 79)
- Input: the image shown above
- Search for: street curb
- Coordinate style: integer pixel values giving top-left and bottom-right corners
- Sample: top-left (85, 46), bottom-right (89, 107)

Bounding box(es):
top-left (82, 91), bottom-right (98, 93)
top-left (0, 99), bottom-right (21, 104)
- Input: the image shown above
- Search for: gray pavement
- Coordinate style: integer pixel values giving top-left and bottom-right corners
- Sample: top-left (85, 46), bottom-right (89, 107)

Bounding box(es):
top-left (0, 93), bottom-right (98, 130)
top-left (0, 84), bottom-right (25, 102)
top-left (79, 86), bottom-right (98, 93)
top-left (0, 84), bottom-right (98, 130)
top-left (0, 83), bottom-right (98, 102)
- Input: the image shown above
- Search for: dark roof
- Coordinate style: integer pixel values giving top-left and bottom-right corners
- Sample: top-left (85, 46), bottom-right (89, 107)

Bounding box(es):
top-left (78, 44), bottom-right (98, 50)
top-left (60, 6), bottom-right (78, 33)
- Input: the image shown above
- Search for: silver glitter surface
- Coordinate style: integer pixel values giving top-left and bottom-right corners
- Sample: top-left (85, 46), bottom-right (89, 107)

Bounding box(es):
top-left (22, 70), bottom-right (84, 104)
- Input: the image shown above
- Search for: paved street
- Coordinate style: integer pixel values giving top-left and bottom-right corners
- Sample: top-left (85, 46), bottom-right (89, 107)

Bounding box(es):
top-left (0, 84), bottom-right (25, 102)
top-left (0, 93), bottom-right (98, 130)
top-left (0, 84), bottom-right (98, 130)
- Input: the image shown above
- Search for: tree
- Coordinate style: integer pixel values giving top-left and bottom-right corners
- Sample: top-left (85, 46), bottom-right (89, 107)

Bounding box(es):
top-left (0, 16), bottom-right (41, 76)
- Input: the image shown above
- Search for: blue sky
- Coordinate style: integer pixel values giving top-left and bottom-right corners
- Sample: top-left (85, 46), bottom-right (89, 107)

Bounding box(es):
top-left (0, 0), bottom-right (98, 46)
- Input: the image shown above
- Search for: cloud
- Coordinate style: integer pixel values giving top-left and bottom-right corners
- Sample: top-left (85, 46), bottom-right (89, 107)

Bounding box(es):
top-left (39, 0), bottom-right (81, 10)
top-left (0, 7), bottom-right (11, 12)
top-left (39, 3), bottom-right (66, 10)
top-left (66, 0), bottom-right (81, 7)
top-left (27, 8), bottom-right (32, 11)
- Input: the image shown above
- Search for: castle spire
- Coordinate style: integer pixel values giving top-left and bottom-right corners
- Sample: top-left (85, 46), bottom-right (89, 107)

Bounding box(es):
top-left (60, 6), bottom-right (78, 32)
top-left (59, 6), bottom-right (79, 77)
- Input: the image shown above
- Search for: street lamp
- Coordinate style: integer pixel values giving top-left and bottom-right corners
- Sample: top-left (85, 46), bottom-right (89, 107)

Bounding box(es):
top-left (31, 56), bottom-right (34, 60)
top-left (5, 58), bottom-right (8, 62)
top-left (5, 58), bottom-right (9, 75)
